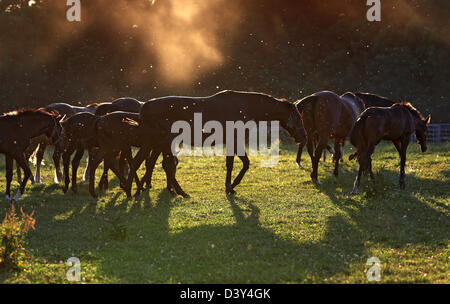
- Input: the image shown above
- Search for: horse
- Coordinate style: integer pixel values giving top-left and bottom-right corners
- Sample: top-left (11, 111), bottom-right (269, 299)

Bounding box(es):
top-left (88, 111), bottom-right (150, 198)
top-left (95, 97), bottom-right (144, 116)
top-left (124, 90), bottom-right (306, 198)
top-left (295, 91), bottom-right (365, 184)
top-left (21, 102), bottom-right (99, 185)
top-left (60, 112), bottom-right (98, 194)
top-left (349, 102), bottom-right (431, 194)
top-left (0, 109), bottom-right (63, 202)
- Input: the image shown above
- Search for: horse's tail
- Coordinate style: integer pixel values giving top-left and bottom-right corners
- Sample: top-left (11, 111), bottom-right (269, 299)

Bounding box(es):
top-left (349, 115), bottom-right (368, 161)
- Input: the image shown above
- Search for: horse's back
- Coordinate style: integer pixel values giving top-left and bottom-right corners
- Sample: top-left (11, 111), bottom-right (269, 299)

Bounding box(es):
top-left (355, 92), bottom-right (395, 108)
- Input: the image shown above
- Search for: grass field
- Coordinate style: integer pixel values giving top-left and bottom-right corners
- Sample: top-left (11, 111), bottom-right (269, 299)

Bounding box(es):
top-left (0, 142), bottom-right (448, 283)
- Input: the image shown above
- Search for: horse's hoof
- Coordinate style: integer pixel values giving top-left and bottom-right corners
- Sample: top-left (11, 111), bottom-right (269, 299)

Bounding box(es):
top-left (226, 189), bottom-right (236, 196)
top-left (180, 193), bottom-right (190, 199)
top-left (297, 162), bottom-right (303, 168)
top-left (312, 179), bottom-right (321, 185)
top-left (351, 189), bottom-right (359, 195)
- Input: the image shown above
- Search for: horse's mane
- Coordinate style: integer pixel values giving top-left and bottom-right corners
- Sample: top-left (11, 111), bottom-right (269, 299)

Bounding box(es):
top-left (397, 102), bottom-right (424, 120)
top-left (2, 108), bottom-right (55, 118)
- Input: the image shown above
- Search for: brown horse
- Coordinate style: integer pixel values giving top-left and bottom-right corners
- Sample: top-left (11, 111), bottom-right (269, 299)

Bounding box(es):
top-left (88, 111), bottom-right (150, 198)
top-left (295, 91), bottom-right (365, 184)
top-left (20, 102), bottom-right (99, 185)
top-left (349, 102), bottom-right (430, 194)
top-left (124, 90), bottom-right (306, 198)
top-left (0, 109), bottom-right (63, 202)
top-left (92, 98), bottom-right (144, 189)
top-left (60, 112), bottom-right (98, 194)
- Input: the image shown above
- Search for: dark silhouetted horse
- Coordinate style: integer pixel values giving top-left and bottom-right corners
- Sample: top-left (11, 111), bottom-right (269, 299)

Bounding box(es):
top-left (21, 102), bottom-right (99, 184)
top-left (88, 111), bottom-right (152, 198)
top-left (124, 90), bottom-right (306, 198)
top-left (60, 112), bottom-right (98, 194)
top-left (349, 102), bottom-right (430, 194)
top-left (0, 109), bottom-right (63, 202)
top-left (295, 91), bottom-right (365, 184)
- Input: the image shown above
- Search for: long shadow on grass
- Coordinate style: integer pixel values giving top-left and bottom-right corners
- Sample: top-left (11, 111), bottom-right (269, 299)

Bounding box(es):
top-left (317, 167), bottom-right (449, 249)
top-left (90, 191), bottom-right (371, 283)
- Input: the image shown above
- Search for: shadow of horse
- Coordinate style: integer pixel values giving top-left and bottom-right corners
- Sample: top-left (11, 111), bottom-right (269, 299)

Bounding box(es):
top-left (315, 167), bottom-right (449, 249)
top-left (85, 193), bottom-right (371, 283)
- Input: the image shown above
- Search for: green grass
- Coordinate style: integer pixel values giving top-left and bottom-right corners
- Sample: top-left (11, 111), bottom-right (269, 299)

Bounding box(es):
top-left (0, 143), bottom-right (449, 283)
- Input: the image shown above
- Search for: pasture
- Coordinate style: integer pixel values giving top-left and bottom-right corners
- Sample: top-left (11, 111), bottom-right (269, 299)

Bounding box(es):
top-left (0, 143), bottom-right (448, 283)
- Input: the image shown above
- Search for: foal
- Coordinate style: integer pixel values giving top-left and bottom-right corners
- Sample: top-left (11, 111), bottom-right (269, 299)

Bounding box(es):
top-left (60, 112), bottom-right (98, 194)
top-left (295, 91), bottom-right (365, 183)
top-left (88, 112), bottom-right (148, 198)
top-left (0, 109), bottom-right (63, 202)
top-left (350, 102), bottom-right (430, 194)
top-left (22, 102), bottom-right (99, 184)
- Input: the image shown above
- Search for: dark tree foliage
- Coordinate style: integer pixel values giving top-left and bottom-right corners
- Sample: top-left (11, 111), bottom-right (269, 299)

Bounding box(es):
top-left (0, 0), bottom-right (448, 121)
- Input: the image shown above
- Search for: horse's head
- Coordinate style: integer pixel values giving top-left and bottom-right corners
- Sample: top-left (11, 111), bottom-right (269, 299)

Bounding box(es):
top-left (281, 102), bottom-right (306, 143)
top-left (415, 114), bottom-right (431, 152)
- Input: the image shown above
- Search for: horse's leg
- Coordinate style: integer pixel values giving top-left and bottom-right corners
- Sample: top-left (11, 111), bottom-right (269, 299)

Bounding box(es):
top-left (230, 153), bottom-right (250, 192)
top-left (70, 148), bottom-right (84, 194)
top-left (98, 152), bottom-right (112, 191)
top-left (35, 142), bottom-right (46, 184)
top-left (14, 153), bottom-right (33, 202)
top-left (82, 155), bottom-right (90, 182)
top-left (88, 148), bottom-right (105, 198)
top-left (126, 145), bottom-right (151, 198)
top-left (333, 140), bottom-right (341, 176)
top-left (161, 152), bottom-right (189, 198)
top-left (5, 155), bottom-right (13, 202)
top-left (119, 147), bottom-right (143, 195)
top-left (62, 146), bottom-right (75, 193)
top-left (311, 138), bottom-right (327, 184)
top-left (52, 145), bottom-right (64, 183)
top-left (225, 155), bottom-right (235, 195)
top-left (16, 161), bottom-right (22, 185)
top-left (398, 137), bottom-right (409, 189)
top-left (140, 149), bottom-right (160, 190)
top-left (296, 141), bottom-right (305, 168)
top-left (352, 159), bottom-right (363, 195)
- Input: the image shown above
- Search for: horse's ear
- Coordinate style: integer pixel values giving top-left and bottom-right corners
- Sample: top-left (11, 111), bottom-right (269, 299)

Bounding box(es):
top-left (122, 117), bottom-right (139, 127)
top-left (425, 114), bottom-right (431, 124)
top-left (58, 114), bottom-right (66, 122)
